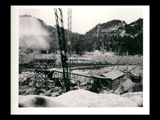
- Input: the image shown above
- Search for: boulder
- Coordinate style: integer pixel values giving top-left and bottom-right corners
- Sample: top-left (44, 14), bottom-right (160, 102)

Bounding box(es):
top-left (51, 92), bottom-right (59, 97)
top-left (114, 78), bottom-right (134, 95)
top-left (51, 87), bottom-right (61, 92)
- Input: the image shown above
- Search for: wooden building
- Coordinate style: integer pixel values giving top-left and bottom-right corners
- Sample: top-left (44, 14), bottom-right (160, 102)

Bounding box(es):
top-left (91, 70), bottom-right (125, 91)
top-left (51, 68), bottom-right (91, 86)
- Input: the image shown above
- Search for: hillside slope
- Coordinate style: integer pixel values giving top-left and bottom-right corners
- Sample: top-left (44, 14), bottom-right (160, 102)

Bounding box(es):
top-left (84, 18), bottom-right (143, 55)
top-left (19, 15), bottom-right (143, 55)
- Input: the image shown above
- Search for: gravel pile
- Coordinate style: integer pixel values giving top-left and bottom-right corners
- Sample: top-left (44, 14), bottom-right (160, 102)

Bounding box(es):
top-left (121, 92), bottom-right (143, 107)
top-left (19, 89), bottom-right (142, 107)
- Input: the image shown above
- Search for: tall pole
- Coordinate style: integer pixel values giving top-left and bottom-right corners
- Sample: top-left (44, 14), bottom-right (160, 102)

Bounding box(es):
top-left (68, 8), bottom-right (72, 82)
top-left (54, 8), bottom-right (70, 92)
top-left (117, 46), bottom-right (119, 70)
top-left (126, 51), bottom-right (128, 77)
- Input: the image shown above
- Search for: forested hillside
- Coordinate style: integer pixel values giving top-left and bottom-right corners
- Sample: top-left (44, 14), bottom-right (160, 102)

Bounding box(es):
top-left (19, 15), bottom-right (143, 55)
top-left (84, 18), bottom-right (143, 55)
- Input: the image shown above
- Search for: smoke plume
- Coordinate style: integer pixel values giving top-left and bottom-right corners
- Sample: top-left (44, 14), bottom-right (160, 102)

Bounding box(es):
top-left (19, 16), bottom-right (50, 50)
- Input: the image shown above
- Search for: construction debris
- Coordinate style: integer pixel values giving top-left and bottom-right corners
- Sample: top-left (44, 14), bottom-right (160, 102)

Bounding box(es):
top-left (19, 71), bottom-right (35, 86)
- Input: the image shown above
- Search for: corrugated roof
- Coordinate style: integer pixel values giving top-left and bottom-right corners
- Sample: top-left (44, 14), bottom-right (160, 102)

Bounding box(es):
top-left (102, 70), bottom-right (124, 80)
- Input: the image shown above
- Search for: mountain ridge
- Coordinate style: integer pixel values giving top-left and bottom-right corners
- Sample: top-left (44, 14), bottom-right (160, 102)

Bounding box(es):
top-left (19, 15), bottom-right (143, 55)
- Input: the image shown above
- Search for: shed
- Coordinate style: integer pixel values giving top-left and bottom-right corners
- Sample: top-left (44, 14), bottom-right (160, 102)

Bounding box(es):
top-left (91, 70), bottom-right (125, 90)
top-left (102, 70), bottom-right (125, 80)
top-left (51, 68), bottom-right (63, 79)
top-left (102, 70), bottom-right (125, 90)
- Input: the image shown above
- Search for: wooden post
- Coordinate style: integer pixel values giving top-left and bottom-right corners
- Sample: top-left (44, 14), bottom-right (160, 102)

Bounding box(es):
top-left (126, 51), bottom-right (128, 77)
top-left (34, 70), bottom-right (36, 88)
top-left (44, 60), bottom-right (47, 89)
top-left (117, 46), bottom-right (119, 70)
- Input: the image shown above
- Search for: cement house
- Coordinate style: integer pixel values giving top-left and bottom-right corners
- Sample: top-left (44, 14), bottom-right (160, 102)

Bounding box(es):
top-left (92, 70), bottom-right (125, 91)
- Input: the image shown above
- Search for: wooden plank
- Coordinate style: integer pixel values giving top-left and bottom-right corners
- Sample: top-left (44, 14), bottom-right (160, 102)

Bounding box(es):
top-left (48, 68), bottom-right (91, 78)
top-left (91, 75), bottom-right (107, 79)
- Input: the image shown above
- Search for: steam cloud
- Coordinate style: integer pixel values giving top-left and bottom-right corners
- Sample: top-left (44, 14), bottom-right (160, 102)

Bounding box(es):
top-left (19, 16), bottom-right (50, 50)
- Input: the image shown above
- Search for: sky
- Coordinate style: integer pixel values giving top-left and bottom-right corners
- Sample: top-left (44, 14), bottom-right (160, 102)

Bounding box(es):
top-left (19, 6), bottom-right (143, 34)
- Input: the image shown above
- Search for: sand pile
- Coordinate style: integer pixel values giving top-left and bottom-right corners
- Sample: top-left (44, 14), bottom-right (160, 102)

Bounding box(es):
top-left (54, 89), bottom-right (138, 107)
top-left (121, 92), bottom-right (143, 107)
top-left (53, 89), bottom-right (99, 107)
top-left (19, 95), bottom-right (65, 107)
top-left (19, 89), bottom-right (142, 107)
